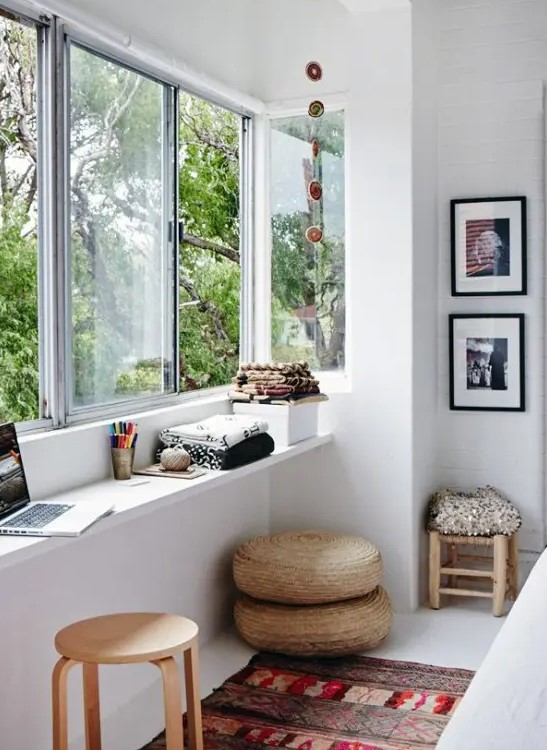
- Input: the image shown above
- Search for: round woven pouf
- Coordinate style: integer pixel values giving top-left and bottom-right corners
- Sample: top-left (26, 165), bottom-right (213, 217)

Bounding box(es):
top-left (234, 587), bottom-right (392, 657)
top-left (233, 530), bottom-right (382, 604)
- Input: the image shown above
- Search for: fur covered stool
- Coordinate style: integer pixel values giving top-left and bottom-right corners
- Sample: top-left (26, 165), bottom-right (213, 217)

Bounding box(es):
top-left (427, 487), bottom-right (521, 617)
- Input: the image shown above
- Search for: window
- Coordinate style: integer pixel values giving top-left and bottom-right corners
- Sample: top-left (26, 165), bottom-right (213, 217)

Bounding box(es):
top-left (0, 11), bottom-right (41, 423)
top-left (68, 44), bottom-right (177, 410)
top-left (178, 94), bottom-right (242, 391)
top-left (270, 110), bottom-right (345, 371)
top-left (0, 1), bottom-right (251, 430)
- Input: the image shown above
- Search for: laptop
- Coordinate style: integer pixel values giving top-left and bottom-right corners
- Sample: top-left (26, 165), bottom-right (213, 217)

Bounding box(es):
top-left (0, 422), bottom-right (114, 537)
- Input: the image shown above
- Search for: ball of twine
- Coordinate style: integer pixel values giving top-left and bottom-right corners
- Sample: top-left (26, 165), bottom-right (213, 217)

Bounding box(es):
top-left (160, 446), bottom-right (191, 472)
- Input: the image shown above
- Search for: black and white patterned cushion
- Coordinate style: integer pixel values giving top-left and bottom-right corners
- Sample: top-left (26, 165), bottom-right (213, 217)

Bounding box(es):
top-left (428, 486), bottom-right (521, 537)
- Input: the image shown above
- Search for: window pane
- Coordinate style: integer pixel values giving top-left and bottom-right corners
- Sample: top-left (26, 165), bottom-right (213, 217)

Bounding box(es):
top-left (271, 110), bottom-right (345, 370)
top-left (0, 14), bottom-right (40, 422)
top-left (69, 45), bottom-right (176, 409)
top-left (178, 93), bottom-right (240, 390)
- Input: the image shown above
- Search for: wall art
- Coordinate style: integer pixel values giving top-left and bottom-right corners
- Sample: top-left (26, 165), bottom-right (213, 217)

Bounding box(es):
top-left (449, 313), bottom-right (525, 411)
top-left (450, 196), bottom-right (526, 296)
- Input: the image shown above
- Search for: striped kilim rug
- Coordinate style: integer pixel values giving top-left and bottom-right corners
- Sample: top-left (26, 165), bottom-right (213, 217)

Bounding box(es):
top-left (141, 651), bottom-right (474, 750)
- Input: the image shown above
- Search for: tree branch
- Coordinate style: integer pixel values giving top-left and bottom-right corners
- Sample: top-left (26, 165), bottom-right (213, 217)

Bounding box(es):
top-left (24, 167), bottom-right (36, 214)
top-left (71, 74), bottom-right (142, 189)
top-left (12, 162), bottom-right (33, 200)
top-left (182, 232), bottom-right (240, 264)
top-left (180, 108), bottom-right (238, 160)
top-left (0, 146), bottom-right (7, 206)
top-left (179, 273), bottom-right (229, 341)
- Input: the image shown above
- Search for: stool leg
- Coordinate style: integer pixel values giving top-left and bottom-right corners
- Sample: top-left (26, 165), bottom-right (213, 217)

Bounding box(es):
top-left (184, 642), bottom-right (203, 750)
top-left (493, 535), bottom-right (508, 616)
top-left (450, 543), bottom-right (458, 589)
top-left (154, 657), bottom-right (184, 750)
top-left (52, 657), bottom-right (76, 750)
top-left (429, 532), bottom-right (441, 610)
top-left (509, 532), bottom-right (519, 601)
top-left (83, 663), bottom-right (102, 750)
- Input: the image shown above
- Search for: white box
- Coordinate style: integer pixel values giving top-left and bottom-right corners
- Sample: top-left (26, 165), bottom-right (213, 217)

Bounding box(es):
top-left (232, 402), bottom-right (319, 447)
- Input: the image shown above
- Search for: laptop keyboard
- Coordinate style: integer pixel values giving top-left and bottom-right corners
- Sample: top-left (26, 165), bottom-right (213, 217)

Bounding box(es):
top-left (0, 503), bottom-right (73, 529)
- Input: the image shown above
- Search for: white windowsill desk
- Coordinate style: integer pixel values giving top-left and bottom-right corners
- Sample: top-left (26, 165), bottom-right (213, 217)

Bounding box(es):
top-left (0, 433), bottom-right (332, 572)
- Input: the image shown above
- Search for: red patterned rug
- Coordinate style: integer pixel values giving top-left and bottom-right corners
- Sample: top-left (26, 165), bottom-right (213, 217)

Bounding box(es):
top-left (141, 651), bottom-right (474, 750)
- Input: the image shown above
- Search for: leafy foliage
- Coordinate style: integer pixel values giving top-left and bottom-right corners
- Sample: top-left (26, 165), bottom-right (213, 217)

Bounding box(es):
top-left (0, 210), bottom-right (38, 422)
top-left (0, 17), bottom-right (39, 423)
top-left (0, 18), bottom-right (244, 421)
top-left (271, 111), bottom-right (345, 369)
top-left (178, 94), bottom-right (241, 390)
top-left (0, 14), bottom-right (345, 427)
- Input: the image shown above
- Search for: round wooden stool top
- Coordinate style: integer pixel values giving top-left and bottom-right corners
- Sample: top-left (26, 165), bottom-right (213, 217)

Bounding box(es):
top-left (55, 613), bottom-right (198, 665)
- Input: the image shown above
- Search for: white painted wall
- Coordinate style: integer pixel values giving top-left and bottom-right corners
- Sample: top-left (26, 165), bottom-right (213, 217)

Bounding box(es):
top-left (0, 473), bottom-right (269, 750)
top-left (43, 0), bottom-right (350, 102)
top-left (21, 396), bottom-right (231, 500)
top-left (47, 0), bottom-right (258, 96)
top-left (428, 0), bottom-right (547, 552)
top-left (412, 0), bottom-right (439, 602)
top-left (252, 0), bottom-right (349, 103)
top-left (0, 394), bottom-right (273, 750)
top-left (269, 7), bottom-right (416, 611)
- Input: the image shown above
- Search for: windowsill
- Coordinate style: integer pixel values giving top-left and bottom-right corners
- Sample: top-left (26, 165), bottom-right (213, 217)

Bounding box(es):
top-left (0, 433), bottom-right (332, 572)
top-left (19, 386), bottom-right (232, 436)
top-left (314, 371), bottom-right (352, 394)
top-left (20, 390), bottom-right (230, 442)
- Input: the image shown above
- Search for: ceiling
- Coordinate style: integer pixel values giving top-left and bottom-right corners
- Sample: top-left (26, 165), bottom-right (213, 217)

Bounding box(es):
top-left (336, 0), bottom-right (410, 12)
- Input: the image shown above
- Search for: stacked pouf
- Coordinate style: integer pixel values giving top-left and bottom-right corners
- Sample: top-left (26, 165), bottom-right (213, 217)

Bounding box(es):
top-left (233, 530), bottom-right (392, 657)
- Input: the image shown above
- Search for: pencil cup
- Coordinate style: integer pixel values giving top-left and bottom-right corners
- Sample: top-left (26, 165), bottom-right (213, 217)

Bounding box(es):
top-left (111, 447), bottom-right (135, 480)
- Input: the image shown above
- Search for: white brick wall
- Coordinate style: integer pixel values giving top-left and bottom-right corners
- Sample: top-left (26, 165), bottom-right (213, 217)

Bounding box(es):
top-left (435, 0), bottom-right (547, 551)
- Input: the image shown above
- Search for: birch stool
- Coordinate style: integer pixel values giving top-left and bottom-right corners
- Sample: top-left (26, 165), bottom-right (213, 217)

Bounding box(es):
top-left (427, 489), bottom-right (521, 617)
top-left (429, 532), bottom-right (519, 617)
top-left (52, 612), bottom-right (203, 750)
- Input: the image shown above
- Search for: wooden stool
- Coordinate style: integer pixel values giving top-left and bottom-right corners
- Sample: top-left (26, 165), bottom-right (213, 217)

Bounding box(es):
top-left (429, 532), bottom-right (518, 617)
top-left (52, 612), bottom-right (203, 750)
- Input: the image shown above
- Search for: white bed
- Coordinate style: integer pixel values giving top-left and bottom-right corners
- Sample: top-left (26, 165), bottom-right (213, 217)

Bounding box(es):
top-left (437, 546), bottom-right (547, 749)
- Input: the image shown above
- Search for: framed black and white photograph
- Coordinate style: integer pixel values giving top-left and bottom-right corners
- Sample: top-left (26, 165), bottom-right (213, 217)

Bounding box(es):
top-left (450, 196), bottom-right (527, 296)
top-left (449, 314), bottom-right (525, 412)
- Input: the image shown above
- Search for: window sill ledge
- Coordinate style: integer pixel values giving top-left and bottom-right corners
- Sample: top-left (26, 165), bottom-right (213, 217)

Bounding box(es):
top-left (0, 433), bottom-right (332, 572)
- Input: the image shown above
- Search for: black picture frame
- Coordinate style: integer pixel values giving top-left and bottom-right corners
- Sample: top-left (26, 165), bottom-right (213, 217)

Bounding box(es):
top-left (449, 313), bottom-right (525, 412)
top-left (450, 196), bottom-right (527, 296)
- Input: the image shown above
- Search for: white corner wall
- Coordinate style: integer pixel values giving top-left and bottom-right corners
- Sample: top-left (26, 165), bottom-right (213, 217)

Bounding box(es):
top-left (251, 0), bottom-right (350, 103)
top-left (427, 0), bottom-right (547, 552)
top-left (412, 0), bottom-right (439, 603)
top-left (269, 6), bottom-right (416, 612)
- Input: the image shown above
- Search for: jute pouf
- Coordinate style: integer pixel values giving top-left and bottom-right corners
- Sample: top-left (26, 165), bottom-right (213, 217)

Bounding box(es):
top-left (233, 530), bottom-right (383, 604)
top-left (234, 587), bottom-right (392, 657)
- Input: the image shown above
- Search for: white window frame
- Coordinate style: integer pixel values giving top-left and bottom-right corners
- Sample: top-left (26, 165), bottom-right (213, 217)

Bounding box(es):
top-left (264, 95), bottom-right (350, 388)
top-left (61, 34), bottom-right (180, 423)
top-left (1, 0), bottom-right (258, 432)
top-left (0, 3), bottom-right (54, 432)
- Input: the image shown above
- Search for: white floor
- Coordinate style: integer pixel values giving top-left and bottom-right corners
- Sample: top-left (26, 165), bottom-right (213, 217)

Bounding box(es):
top-left (200, 599), bottom-right (507, 696)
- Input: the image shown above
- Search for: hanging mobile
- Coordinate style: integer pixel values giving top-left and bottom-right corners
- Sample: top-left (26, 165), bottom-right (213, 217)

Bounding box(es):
top-left (305, 226), bottom-right (323, 243)
top-left (308, 100), bottom-right (325, 118)
top-left (308, 181), bottom-right (322, 201)
top-left (306, 61), bottom-right (323, 82)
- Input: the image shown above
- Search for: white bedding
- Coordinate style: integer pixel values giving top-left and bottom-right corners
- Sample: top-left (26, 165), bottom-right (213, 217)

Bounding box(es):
top-left (437, 547), bottom-right (547, 749)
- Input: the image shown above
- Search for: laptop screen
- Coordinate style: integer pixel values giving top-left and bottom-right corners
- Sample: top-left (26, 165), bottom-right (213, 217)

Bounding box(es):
top-left (0, 422), bottom-right (30, 515)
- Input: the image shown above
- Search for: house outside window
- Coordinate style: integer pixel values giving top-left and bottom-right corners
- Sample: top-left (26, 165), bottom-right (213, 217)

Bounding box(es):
top-left (270, 110), bottom-right (346, 372)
